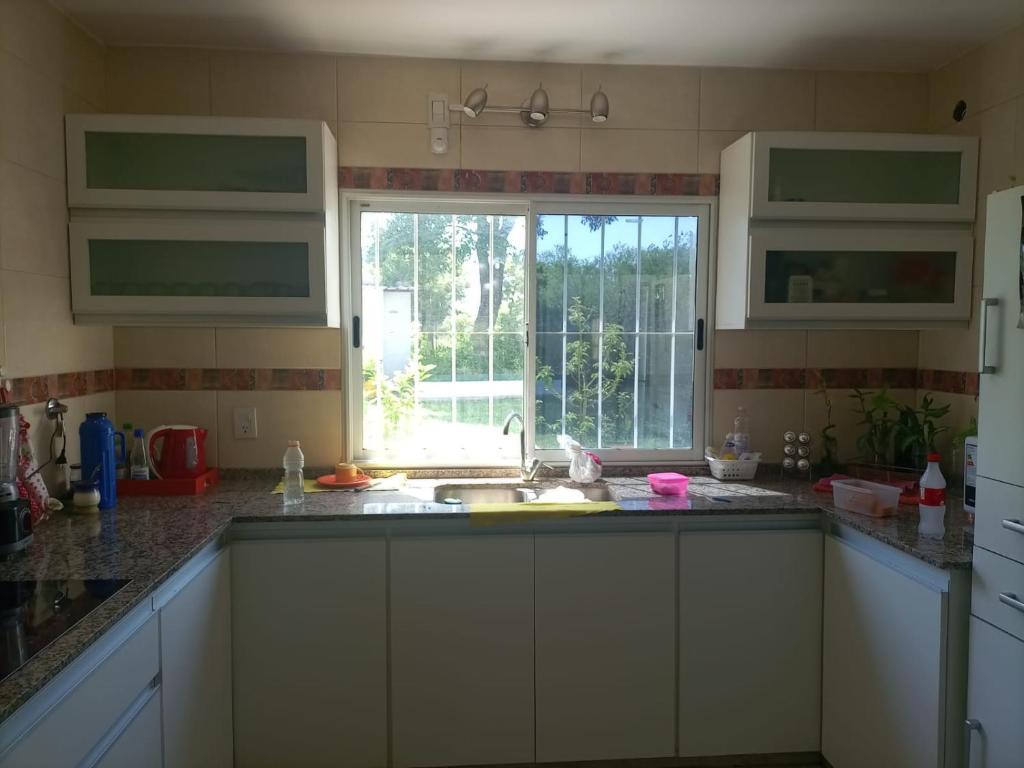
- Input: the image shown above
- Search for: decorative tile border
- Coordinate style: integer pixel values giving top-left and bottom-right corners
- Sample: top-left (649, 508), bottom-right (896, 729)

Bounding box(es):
top-left (338, 166), bottom-right (720, 196)
top-left (7, 369), bottom-right (115, 406)
top-left (114, 368), bottom-right (342, 392)
top-left (714, 367), bottom-right (978, 395)
top-left (5, 365), bottom-right (975, 403)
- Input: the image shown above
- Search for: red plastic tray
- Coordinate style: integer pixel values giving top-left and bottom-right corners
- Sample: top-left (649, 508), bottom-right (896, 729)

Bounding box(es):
top-left (117, 467), bottom-right (219, 496)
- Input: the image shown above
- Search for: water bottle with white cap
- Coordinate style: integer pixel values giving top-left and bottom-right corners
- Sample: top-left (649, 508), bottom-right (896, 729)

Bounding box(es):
top-left (283, 440), bottom-right (305, 506)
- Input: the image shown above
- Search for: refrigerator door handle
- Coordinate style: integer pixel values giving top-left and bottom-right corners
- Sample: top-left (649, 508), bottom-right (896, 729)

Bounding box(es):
top-left (998, 591), bottom-right (1024, 614)
top-left (964, 718), bottom-right (981, 768)
top-left (979, 297), bottom-right (1000, 374)
top-left (1002, 518), bottom-right (1024, 535)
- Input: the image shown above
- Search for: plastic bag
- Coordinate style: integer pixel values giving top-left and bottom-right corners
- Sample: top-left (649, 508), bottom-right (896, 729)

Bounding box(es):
top-left (557, 435), bottom-right (602, 483)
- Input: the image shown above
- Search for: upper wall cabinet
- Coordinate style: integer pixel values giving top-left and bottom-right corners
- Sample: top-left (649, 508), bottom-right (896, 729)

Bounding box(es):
top-left (65, 115), bottom-right (339, 327)
top-left (66, 115), bottom-right (336, 213)
top-left (736, 132), bottom-right (978, 222)
top-left (716, 131), bottom-right (978, 330)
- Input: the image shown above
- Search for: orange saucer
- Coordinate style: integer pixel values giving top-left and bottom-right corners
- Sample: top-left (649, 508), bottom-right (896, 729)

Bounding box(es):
top-left (316, 473), bottom-right (372, 489)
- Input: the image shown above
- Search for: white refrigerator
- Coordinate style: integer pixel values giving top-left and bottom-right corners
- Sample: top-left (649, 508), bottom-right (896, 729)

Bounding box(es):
top-left (964, 185), bottom-right (1024, 767)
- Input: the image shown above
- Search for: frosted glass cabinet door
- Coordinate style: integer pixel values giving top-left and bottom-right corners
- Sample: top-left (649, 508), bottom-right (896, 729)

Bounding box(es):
top-left (66, 114), bottom-right (333, 212)
top-left (748, 225), bottom-right (973, 324)
top-left (750, 132), bottom-right (978, 222)
top-left (69, 218), bottom-right (334, 325)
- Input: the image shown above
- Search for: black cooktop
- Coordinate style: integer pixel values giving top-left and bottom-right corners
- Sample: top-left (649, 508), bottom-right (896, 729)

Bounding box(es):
top-left (0, 579), bottom-right (131, 682)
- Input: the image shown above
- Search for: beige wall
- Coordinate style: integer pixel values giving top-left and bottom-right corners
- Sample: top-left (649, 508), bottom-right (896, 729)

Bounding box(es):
top-left (101, 47), bottom-right (943, 466)
top-left (0, 0), bottom-right (111, 486)
top-left (919, 23), bottom-right (1024, 456)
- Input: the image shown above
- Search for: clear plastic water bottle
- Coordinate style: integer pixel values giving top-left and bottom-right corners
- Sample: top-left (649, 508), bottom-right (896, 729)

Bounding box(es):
top-left (732, 407), bottom-right (751, 454)
top-left (129, 428), bottom-right (150, 480)
top-left (283, 440), bottom-right (305, 506)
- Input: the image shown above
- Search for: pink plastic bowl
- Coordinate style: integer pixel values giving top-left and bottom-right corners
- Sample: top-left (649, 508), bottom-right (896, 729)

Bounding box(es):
top-left (648, 472), bottom-right (689, 496)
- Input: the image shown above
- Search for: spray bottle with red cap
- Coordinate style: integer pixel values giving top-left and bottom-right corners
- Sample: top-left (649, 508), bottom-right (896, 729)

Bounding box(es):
top-left (918, 452), bottom-right (946, 539)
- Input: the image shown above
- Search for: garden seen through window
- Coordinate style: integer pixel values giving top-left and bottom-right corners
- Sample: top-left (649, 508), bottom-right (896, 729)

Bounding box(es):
top-left (353, 200), bottom-right (707, 464)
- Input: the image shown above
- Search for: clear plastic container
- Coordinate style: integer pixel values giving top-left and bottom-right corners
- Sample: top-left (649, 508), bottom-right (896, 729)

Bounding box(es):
top-left (648, 472), bottom-right (689, 496)
top-left (918, 452), bottom-right (946, 538)
top-left (831, 478), bottom-right (900, 517)
top-left (732, 407), bottom-right (750, 454)
top-left (283, 440), bottom-right (305, 506)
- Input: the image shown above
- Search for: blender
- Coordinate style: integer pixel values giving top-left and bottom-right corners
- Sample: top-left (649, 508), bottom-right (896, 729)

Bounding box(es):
top-left (0, 405), bottom-right (32, 554)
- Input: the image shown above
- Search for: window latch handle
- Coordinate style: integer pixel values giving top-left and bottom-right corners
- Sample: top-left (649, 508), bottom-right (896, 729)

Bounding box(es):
top-left (696, 318), bottom-right (705, 351)
top-left (352, 315), bottom-right (361, 348)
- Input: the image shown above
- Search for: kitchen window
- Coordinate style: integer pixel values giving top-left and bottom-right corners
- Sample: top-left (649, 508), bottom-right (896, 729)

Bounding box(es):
top-left (346, 196), bottom-right (710, 466)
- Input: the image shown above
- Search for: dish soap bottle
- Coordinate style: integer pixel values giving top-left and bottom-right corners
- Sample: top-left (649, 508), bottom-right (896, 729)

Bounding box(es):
top-left (129, 428), bottom-right (150, 480)
top-left (918, 452), bottom-right (946, 539)
top-left (283, 441), bottom-right (305, 506)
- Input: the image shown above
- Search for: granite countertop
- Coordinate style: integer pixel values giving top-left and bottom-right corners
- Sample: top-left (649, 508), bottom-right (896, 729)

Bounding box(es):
top-left (0, 471), bottom-right (973, 726)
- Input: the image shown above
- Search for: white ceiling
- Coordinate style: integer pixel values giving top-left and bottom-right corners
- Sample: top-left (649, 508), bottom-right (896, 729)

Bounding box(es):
top-left (56, 0), bottom-right (1024, 72)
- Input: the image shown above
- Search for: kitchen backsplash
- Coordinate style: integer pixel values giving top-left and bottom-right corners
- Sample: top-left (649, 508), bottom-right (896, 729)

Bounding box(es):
top-left (3, 0), bottom-right (1018, 474)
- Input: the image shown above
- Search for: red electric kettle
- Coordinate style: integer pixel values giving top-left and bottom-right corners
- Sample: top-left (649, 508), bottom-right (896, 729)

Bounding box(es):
top-left (147, 425), bottom-right (208, 479)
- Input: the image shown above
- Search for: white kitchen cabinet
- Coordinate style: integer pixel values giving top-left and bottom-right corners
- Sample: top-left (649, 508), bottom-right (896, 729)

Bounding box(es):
top-left (965, 617), bottom-right (1024, 768)
top-left (159, 548), bottom-right (233, 768)
top-left (67, 114), bottom-right (335, 213)
top-left (729, 131), bottom-right (977, 223)
top-left (69, 217), bottom-right (339, 326)
top-left (534, 532), bottom-right (675, 763)
top-left (678, 529), bottom-right (822, 757)
top-left (0, 610), bottom-right (159, 768)
top-left (232, 538), bottom-right (387, 768)
top-left (822, 533), bottom-right (962, 768)
top-left (390, 534), bottom-right (534, 768)
top-left (92, 689), bottom-right (162, 768)
top-left (717, 131), bottom-right (977, 330)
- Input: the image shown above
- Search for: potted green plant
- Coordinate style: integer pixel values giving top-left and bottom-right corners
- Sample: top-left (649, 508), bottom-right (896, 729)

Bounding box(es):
top-left (816, 381), bottom-right (839, 475)
top-left (894, 393), bottom-right (951, 470)
top-left (850, 387), bottom-right (900, 466)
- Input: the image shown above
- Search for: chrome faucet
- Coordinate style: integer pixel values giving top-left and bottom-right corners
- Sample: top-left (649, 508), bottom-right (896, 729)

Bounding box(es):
top-left (502, 412), bottom-right (543, 481)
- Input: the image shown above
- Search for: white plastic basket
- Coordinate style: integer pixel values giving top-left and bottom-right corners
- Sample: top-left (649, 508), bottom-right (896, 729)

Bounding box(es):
top-left (705, 452), bottom-right (759, 480)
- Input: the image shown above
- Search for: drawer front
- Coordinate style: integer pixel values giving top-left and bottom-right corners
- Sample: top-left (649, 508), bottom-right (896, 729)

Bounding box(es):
top-left (971, 547), bottom-right (1024, 641)
top-left (1, 614), bottom-right (159, 768)
top-left (975, 477), bottom-right (1024, 566)
top-left (966, 617), bottom-right (1024, 767)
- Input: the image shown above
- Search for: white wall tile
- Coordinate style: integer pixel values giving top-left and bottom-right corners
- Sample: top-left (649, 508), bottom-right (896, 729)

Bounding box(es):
top-left (114, 328), bottom-right (216, 369)
top-left (211, 50), bottom-right (337, 132)
top-left (0, 160), bottom-right (68, 277)
top-left (461, 125), bottom-right (580, 171)
top-left (699, 68), bottom-right (815, 131)
top-left (580, 129), bottom-right (697, 173)
top-left (815, 71), bottom-right (927, 132)
top-left (106, 46), bottom-right (210, 115)
top-left (340, 121), bottom-right (460, 168)
top-left (215, 328), bottom-right (342, 369)
top-left (340, 55), bottom-right (460, 124)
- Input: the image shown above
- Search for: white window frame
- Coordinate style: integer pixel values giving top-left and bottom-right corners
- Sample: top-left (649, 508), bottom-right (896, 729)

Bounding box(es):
top-left (342, 191), bottom-right (715, 467)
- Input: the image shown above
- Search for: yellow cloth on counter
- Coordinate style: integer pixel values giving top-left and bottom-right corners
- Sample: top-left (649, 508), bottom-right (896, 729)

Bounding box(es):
top-left (271, 474), bottom-right (406, 494)
top-left (469, 500), bottom-right (621, 525)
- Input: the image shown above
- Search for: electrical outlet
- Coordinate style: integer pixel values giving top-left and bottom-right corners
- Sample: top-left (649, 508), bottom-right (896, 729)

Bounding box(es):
top-left (233, 407), bottom-right (258, 439)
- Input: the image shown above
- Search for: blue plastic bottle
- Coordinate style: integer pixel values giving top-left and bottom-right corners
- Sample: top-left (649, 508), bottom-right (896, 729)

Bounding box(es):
top-left (80, 413), bottom-right (125, 510)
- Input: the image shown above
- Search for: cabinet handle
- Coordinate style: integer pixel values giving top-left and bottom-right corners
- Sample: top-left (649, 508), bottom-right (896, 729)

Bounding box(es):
top-left (1002, 519), bottom-right (1024, 535)
top-left (998, 592), bottom-right (1024, 614)
top-left (978, 297), bottom-right (1000, 374)
top-left (964, 718), bottom-right (981, 768)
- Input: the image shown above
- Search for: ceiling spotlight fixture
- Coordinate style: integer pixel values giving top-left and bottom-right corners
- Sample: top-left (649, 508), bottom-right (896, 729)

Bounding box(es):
top-left (528, 84), bottom-right (549, 122)
top-left (590, 87), bottom-right (609, 123)
top-left (450, 84), bottom-right (610, 128)
top-left (462, 86), bottom-right (488, 118)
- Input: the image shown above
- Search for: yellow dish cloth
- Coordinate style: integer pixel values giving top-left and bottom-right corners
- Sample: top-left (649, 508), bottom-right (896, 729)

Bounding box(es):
top-left (271, 474), bottom-right (407, 494)
top-left (469, 501), bottom-right (621, 525)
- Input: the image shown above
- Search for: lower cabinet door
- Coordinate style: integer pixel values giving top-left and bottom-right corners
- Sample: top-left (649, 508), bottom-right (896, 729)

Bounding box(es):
top-left (390, 535), bottom-right (534, 768)
top-left (535, 532), bottom-right (676, 762)
top-left (160, 549), bottom-right (233, 768)
top-left (822, 535), bottom-right (945, 768)
top-left (678, 529), bottom-right (822, 757)
top-left (232, 538), bottom-right (387, 768)
top-left (965, 616), bottom-right (1024, 767)
top-left (94, 690), bottom-right (162, 768)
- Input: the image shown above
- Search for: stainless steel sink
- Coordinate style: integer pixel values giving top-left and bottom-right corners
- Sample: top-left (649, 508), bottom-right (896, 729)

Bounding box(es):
top-left (434, 485), bottom-right (531, 505)
top-left (433, 484), bottom-right (615, 504)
